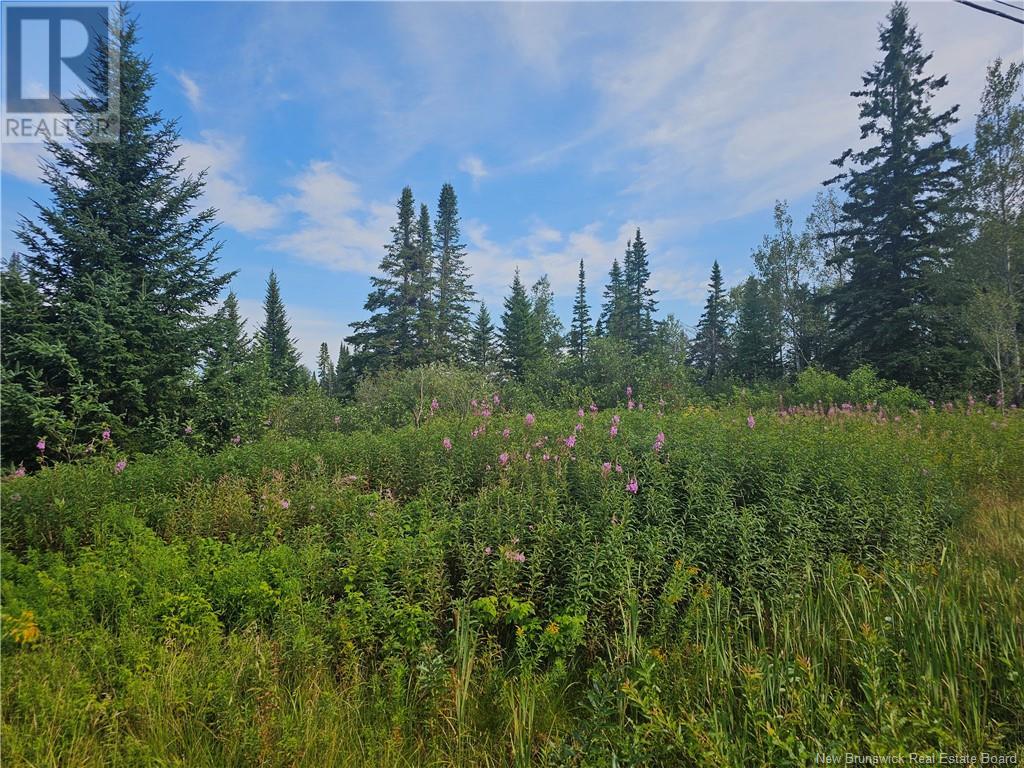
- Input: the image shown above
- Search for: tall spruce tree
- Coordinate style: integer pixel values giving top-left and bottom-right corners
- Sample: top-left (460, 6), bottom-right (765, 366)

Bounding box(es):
top-left (316, 343), bottom-right (336, 394)
top-left (433, 183), bottom-right (475, 361)
top-left (258, 271), bottom-right (302, 393)
top-left (412, 203), bottom-right (437, 363)
top-left (13, 6), bottom-right (231, 446)
top-left (824, 1), bottom-right (968, 388)
top-left (689, 261), bottom-right (729, 382)
top-left (499, 270), bottom-right (542, 380)
top-left (347, 187), bottom-right (418, 370)
top-left (470, 303), bottom-right (496, 370)
top-left (569, 259), bottom-right (592, 360)
top-left (598, 258), bottom-right (628, 341)
top-left (623, 229), bottom-right (658, 352)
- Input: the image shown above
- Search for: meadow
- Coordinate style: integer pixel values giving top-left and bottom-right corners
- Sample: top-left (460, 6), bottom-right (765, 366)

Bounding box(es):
top-left (2, 396), bottom-right (1022, 766)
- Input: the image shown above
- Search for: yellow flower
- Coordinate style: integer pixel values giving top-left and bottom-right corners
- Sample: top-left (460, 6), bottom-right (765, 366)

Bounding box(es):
top-left (4, 610), bottom-right (41, 645)
top-left (546, 622), bottom-right (560, 635)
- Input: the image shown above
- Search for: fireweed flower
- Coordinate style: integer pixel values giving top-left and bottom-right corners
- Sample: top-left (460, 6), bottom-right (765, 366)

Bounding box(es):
top-left (102, 429), bottom-right (111, 442)
top-left (493, 393), bottom-right (500, 405)
top-left (612, 414), bottom-right (621, 426)
top-left (484, 546), bottom-right (493, 555)
top-left (184, 425), bottom-right (194, 435)
top-left (616, 464), bottom-right (623, 474)
top-left (542, 453), bottom-right (550, 462)
top-left (626, 477), bottom-right (638, 494)
top-left (231, 435), bottom-right (241, 445)
top-left (114, 459), bottom-right (127, 474)
top-left (653, 432), bottom-right (665, 453)
top-left (574, 423), bottom-right (583, 433)
top-left (628, 399), bottom-right (635, 411)
top-left (502, 428), bottom-right (511, 439)
top-left (578, 408), bottom-right (585, 418)
top-left (610, 425), bottom-right (618, 438)
top-left (565, 434), bottom-right (577, 449)
top-left (430, 398), bottom-right (439, 413)
top-left (499, 452), bottom-right (510, 467)
top-left (525, 413), bottom-right (536, 427)
top-left (589, 403), bottom-right (598, 414)
top-left (280, 499), bottom-right (290, 509)
top-left (13, 465), bottom-right (26, 478)
top-left (443, 437), bottom-right (453, 451)
top-left (747, 415), bottom-right (756, 429)
top-left (601, 462), bottom-right (612, 477)
top-left (36, 439), bottom-right (45, 453)
top-left (505, 550), bottom-right (526, 563)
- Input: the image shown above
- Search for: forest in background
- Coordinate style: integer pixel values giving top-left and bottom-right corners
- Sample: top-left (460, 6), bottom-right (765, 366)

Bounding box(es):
top-left (1, 2), bottom-right (1022, 468)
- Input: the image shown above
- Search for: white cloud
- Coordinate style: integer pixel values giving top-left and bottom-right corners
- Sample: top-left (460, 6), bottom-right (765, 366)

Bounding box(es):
top-left (270, 161), bottom-right (392, 274)
top-left (1, 143), bottom-right (48, 184)
top-left (175, 132), bottom-right (281, 233)
top-left (458, 155), bottom-right (489, 182)
top-left (172, 69), bottom-right (203, 111)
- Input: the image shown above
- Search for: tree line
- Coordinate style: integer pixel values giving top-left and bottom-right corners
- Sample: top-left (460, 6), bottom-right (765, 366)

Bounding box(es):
top-left (2, 3), bottom-right (1021, 468)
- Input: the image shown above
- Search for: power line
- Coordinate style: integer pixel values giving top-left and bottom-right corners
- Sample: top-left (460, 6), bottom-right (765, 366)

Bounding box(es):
top-left (953, 0), bottom-right (1024, 23)
top-left (991, 0), bottom-right (1024, 11)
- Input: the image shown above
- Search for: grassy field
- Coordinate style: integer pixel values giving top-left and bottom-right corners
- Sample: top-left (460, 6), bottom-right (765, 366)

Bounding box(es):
top-left (2, 403), bottom-right (1022, 766)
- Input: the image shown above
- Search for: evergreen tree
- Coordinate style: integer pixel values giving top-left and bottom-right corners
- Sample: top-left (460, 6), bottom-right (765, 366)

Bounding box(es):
top-left (13, 7), bottom-right (231, 445)
top-left (334, 342), bottom-right (356, 401)
top-left (598, 258), bottom-right (628, 341)
top-left (623, 229), bottom-right (658, 352)
top-left (731, 277), bottom-right (778, 382)
top-left (433, 183), bottom-right (475, 361)
top-left (347, 187), bottom-right (418, 370)
top-left (499, 269), bottom-right (542, 380)
top-left (258, 271), bottom-right (302, 393)
top-left (316, 342), bottom-right (336, 394)
top-left (530, 275), bottom-right (564, 357)
top-left (569, 259), bottom-right (592, 361)
top-left (470, 303), bottom-right (496, 370)
top-left (412, 203), bottom-right (437, 363)
top-left (689, 261), bottom-right (729, 382)
top-left (196, 291), bottom-right (272, 445)
top-left (824, 1), bottom-right (968, 388)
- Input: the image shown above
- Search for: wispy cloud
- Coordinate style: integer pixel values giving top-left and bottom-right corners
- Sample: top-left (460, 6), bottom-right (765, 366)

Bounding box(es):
top-left (458, 155), bottom-right (488, 183)
top-left (172, 69), bottom-right (203, 111)
top-left (175, 132), bottom-right (281, 233)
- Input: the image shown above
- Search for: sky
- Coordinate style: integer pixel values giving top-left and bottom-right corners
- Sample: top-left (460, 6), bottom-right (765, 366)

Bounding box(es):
top-left (1, 1), bottom-right (1021, 366)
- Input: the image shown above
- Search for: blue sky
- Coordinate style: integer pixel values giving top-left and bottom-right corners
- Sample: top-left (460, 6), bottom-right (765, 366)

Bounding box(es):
top-left (2, 1), bottom-right (1021, 365)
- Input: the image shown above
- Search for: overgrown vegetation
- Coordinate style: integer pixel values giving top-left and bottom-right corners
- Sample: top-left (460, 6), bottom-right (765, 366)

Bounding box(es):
top-left (2, 397), bottom-right (1022, 765)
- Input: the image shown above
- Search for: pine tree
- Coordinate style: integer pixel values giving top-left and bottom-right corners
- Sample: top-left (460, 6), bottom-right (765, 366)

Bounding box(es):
top-left (470, 303), bottom-right (496, 370)
top-left (347, 187), bottom-right (418, 371)
top-left (731, 277), bottom-right (778, 382)
top-left (598, 259), bottom-right (628, 342)
top-left (258, 271), bottom-right (302, 393)
top-left (623, 229), bottom-right (658, 352)
top-left (316, 342), bottom-right (336, 394)
top-left (499, 269), bottom-right (542, 380)
top-left (13, 7), bottom-right (231, 444)
top-left (433, 183), bottom-right (475, 361)
top-left (530, 275), bottom-right (564, 357)
top-left (824, 1), bottom-right (968, 388)
top-left (689, 261), bottom-right (729, 382)
top-left (569, 259), bottom-right (592, 360)
top-left (334, 342), bottom-right (356, 400)
top-left (412, 203), bottom-right (437, 363)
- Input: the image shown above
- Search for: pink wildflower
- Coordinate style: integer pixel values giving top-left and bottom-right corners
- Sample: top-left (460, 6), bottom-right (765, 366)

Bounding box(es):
top-left (503, 428), bottom-right (511, 439)
top-left (484, 546), bottom-right (493, 555)
top-left (184, 425), bottom-right (193, 435)
top-left (612, 414), bottom-right (621, 425)
top-left (626, 477), bottom-right (638, 494)
top-left (430, 398), bottom-right (439, 413)
top-left (601, 461), bottom-right (612, 477)
top-left (505, 550), bottom-right (526, 564)
top-left (231, 435), bottom-right (241, 445)
top-left (114, 459), bottom-right (127, 475)
top-left (574, 423), bottom-right (583, 433)
top-left (615, 464), bottom-right (623, 474)
top-left (493, 393), bottom-right (500, 405)
top-left (499, 452), bottom-right (510, 467)
top-left (578, 408), bottom-right (585, 418)
top-left (280, 499), bottom-right (290, 509)
top-left (443, 437), bottom-right (453, 451)
top-left (13, 465), bottom-right (26, 478)
top-left (653, 432), bottom-right (665, 453)
top-left (628, 399), bottom-right (635, 411)
top-left (36, 439), bottom-right (45, 453)
top-left (747, 415), bottom-right (756, 429)
top-left (525, 413), bottom-right (536, 427)
top-left (589, 403), bottom-right (598, 414)
top-left (610, 425), bottom-right (618, 438)
top-left (543, 453), bottom-right (550, 462)
top-left (102, 429), bottom-right (111, 442)
top-left (565, 434), bottom-right (577, 449)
